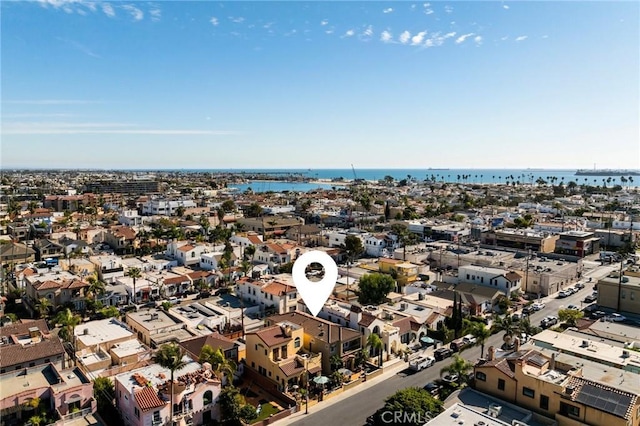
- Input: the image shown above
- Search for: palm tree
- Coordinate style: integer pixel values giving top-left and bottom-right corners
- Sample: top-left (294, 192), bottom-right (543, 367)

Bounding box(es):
top-left (493, 314), bottom-right (518, 349)
top-left (54, 308), bottom-right (81, 352)
top-left (125, 267), bottom-right (142, 304)
top-left (469, 322), bottom-right (491, 358)
top-left (440, 355), bottom-right (473, 386)
top-left (244, 245), bottom-right (256, 277)
top-left (199, 345), bottom-right (236, 385)
top-left (35, 297), bottom-right (52, 319)
top-left (86, 274), bottom-right (105, 300)
top-left (366, 333), bottom-right (384, 366)
top-left (154, 343), bottom-right (188, 425)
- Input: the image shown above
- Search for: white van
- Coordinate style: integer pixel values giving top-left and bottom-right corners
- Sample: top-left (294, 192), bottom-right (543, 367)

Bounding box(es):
top-left (168, 296), bottom-right (179, 305)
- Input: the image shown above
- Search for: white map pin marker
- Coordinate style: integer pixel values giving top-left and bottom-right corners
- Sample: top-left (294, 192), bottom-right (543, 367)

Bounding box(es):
top-left (292, 250), bottom-right (338, 317)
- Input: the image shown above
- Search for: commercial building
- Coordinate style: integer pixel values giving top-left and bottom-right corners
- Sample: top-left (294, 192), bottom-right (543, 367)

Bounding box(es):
top-left (458, 264), bottom-right (522, 295)
top-left (481, 229), bottom-right (559, 253)
top-left (555, 231), bottom-right (600, 257)
top-left (596, 268), bottom-right (640, 315)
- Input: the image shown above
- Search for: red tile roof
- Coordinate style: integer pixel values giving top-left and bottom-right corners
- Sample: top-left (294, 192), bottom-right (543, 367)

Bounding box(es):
top-left (163, 275), bottom-right (189, 285)
top-left (392, 316), bottom-right (412, 335)
top-left (178, 244), bottom-right (196, 252)
top-left (252, 325), bottom-right (292, 347)
top-left (262, 282), bottom-right (295, 297)
top-left (134, 386), bottom-right (166, 411)
top-left (279, 360), bottom-right (305, 377)
top-left (248, 235), bottom-right (263, 244)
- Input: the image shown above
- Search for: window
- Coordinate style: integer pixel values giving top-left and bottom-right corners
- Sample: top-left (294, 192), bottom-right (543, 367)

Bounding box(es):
top-left (203, 390), bottom-right (213, 405)
top-left (560, 402), bottom-right (580, 417)
top-left (481, 277), bottom-right (484, 283)
top-left (540, 395), bottom-right (549, 410)
top-left (44, 359), bottom-right (50, 363)
top-left (498, 379), bottom-right (505, 391)
top-left (523, 387), bottom-right (535, 398)
top-left (134, 407), bottom-right (140, 419)
top-left (153, 411), bottom-right (161, 422)
top-left (294, 337), bottom-right (301, 348)
top-left (475, 372), bottom-right (486, 381)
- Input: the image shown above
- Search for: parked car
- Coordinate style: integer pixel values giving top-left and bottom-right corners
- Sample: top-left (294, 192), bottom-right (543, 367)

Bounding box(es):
top-left (606, 313), bottom-right (626, 322)
top-left (558, 290), bottom-right (571, 298)
top-left (575, 282), bottom-right (585, 289)
top-left (512, 313), bottom-right (522, 322)
top-left (423, 382), bottom-right (441, 396)
top-left (584, 294), bottom-right (598, 303)
top-left (531, 302), bottom-right (545, 311)
top-left (434, 347), bottom-right (453, 361)
top-left (567, 305), bottom-right (579, 311)
top-left (409, 356), bottom-right (435, 372)
top-left (566, 287), bottom-right (577, 294)
top-left (442, 373), bottom-right (459, 383)
top-left (462, 334), bottom-right (477, 345)
top-left (196, 291), bottom-right (212, 300)
top-left (540, 316), bottom-right (559, 328)
top-left (519, 332), bottom-right (530, 343)
top-left (522, 306), bottom-right (534, 315)
top-left (591, 310), bottom-right (607, 319)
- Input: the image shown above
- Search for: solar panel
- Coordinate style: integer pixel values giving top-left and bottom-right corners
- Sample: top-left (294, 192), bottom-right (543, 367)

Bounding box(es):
top-left (575, 383), bottom-right (633, 419)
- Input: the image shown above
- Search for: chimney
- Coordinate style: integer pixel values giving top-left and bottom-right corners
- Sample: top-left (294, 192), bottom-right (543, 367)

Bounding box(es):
top-left (550, 353), bottom-right (556, 370)
top-left (487, 346), bottom-right (496, 361)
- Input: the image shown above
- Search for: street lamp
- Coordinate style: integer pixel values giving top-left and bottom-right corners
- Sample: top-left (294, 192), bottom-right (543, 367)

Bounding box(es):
top-left (305, 357), bottom-right (309, 414)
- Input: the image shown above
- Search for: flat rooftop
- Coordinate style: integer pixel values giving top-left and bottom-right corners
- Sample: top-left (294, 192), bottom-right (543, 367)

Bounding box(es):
top-left (531, 329), bottom-right (640, 372)
top-left (0, 366), bottom-right (89, 400)
top-left (126, 309), bottom-right (181, 331)
top-left (114, 359), bottom-right (201, 390)
top-left (74, 318), bottom-right (133, 347)
top-left (111, 340), bottom-right (147, 358)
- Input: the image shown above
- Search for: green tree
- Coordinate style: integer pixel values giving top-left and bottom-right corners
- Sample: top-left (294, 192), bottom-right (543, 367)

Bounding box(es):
top-left (125, 267), bottom-right (142, 304)
top-left (153, 343), bottom-right (188, 426)
top-left (28, 415), bottom-right (44, 426)
top-left (367, 333), bottom-right (384, 366)
top-left (221, 199), bottom-right (236, 213)
top-left (219, 386), bottom-right (247, 425)
top-left (99, 306), bottom-right (120, 318)
top-left (175, 206), bottom-right (186, 218)
top-left (330, 354), bottom-right (343, 372)
top-left (239, 404), bottom-right (258, 424)
top-left (373, 388), bottom-right (443, 426)
top-left (493, 314), bottom-right (518, 349)
top-left (36, 297), bottom-right (52, 319)
top-left (54, 308), bottom-right (81, 344)
top-left (245, 202), bottom-right (263, 218)
top-left (199, 345), bottom-right (236, 385)
top-left (468, 322), bottom-right (491, 358)
top-left (439, 355), bottom-right (473, 386)
top-left (93, 377), bottom-right (115, 412)
top-left (358, 273), bottom-right (396, 305)
top-left (86, 274), bottom-right (106, 300)
top-left (343, 235), bottom-right (364, 261)
top-left (558, 308), bottom-right (584, 327)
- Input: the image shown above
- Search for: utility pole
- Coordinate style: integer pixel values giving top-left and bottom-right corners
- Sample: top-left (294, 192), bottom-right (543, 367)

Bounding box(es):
top-left (617, 258), bottom-right (625, 312)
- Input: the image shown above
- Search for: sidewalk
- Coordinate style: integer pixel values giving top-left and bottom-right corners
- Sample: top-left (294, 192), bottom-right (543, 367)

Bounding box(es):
top-left (274, 358), bottom-right (409, 426)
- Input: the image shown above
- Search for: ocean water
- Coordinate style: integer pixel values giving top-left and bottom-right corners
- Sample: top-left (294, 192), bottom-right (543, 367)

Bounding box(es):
top-left (211, 168), bottom-right (639, 189)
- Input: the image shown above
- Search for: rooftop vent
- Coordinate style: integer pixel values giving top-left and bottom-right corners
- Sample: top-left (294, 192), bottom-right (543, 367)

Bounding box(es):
top-left (488, 404), bottom-right (502, 417)
top-left (565, 386), bottom-right (575, 395)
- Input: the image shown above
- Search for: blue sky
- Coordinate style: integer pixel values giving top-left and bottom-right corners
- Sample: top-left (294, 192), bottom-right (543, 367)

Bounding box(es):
top-left (2, 1), bottom-right (638, 170)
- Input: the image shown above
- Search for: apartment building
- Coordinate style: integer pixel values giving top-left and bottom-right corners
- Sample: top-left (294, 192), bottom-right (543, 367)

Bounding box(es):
top-left (474, 347), bottom-right (640, 426)
top-left (126, 309), bottom-right (192, 348)
top-left (85, 179), bottom-right (161, 194)
top-left (595, 269), bottom-right (640, 315)
top-left (266, 312), bottom-right (362, 375)
top-left (378, 258), bottom-right (419, 286)
top-left (0, 320), bottom-right (65, 373)
top-left (245, 321), bottom-right (322, 394)
top-left (90, 255), bottom-right (125, 283)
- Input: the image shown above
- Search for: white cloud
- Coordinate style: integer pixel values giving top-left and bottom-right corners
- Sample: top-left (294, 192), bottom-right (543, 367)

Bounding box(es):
top-left (444, 32), bottom-right (457, 39)
top-left (149, 9), bottom-right (161, 22)
top-left (361, 25), bottom-right (373, 38)
top-left (229, 16), bottom-right (244, 24)
top-left (320, 19), bottom-right (328, 26)
top-left (84, 1), bottom-right (96, 12)
top-left (503, 4), bottom-right (510, 9)
top-left (344, 29), bottom-right (355, 37)
top-left (474, 35), bottom-right (483, 45)
top-left (101, 3), bottom-right (115, 17)
top-left (37, 0), bottom-right (82, 8)
top-left (210, 17), bottom-right (219, 26)
top-left (56, 37), bottom-right (100, 58)
top-left (2, 122), bottom-right (240, 136)
top-left (325, 29), bottom-right (334, 34)
top-left (444, 5), bottom-right (454, 13)
top-left (399, 30), bottom-right (411, 44)
top-left (424, 9), bottom-right (434, 15)
top-left (515, 35), bottom-right (528, 41)
top-left (383, 8), bottom-right (393, 14)
top-left (411, 31), bottom-right (427, 45)
top-left (501, 36), bottom-right (509, 41)
top-left (455, 33), bottom-right (474, 44)
top-left (263, 22), bottom-right (274, 29)
top-left (380, 30), bottom-right (393, 43)
top-left (121, 4), bottom-right (143, 21)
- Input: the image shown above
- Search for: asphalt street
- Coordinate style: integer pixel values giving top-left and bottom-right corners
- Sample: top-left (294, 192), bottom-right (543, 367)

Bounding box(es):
top-left (288, 262), bottom-right (620, 426)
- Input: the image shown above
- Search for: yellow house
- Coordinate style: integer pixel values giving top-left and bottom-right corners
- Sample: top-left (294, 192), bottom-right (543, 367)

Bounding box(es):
top-left (246, 321), bottom-right (322, 393)
top-left (378, 258), bottom-right (419, 286)
top-left (474, 348), bottom-right (640, 426)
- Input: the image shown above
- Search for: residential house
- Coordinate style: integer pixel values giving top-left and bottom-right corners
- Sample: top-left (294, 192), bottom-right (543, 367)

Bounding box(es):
top-left (229, 232), bottom-right (263, 250)
top-left (284, 224), bottom-right (322, 246)
top-left (0, 365), bottom-right (96, 425)
top-left (24, 270), bottom-right (90, 313)
top-left (118, 210), bottom-right (144, 227)
top-left (179, 333), bottom-right (240, 365)
top-left (90, 255), bottom-right (125, 283)
top-left (105, 226), bottom-right (137, 254)
top-left (0, 242), bottom-right (36, 264)
top-left (254, 243), bottom-right (292, 269)
top-left (166, 241), bottom-right (213, 267)
top-left (141, 198), bottom-right (198, 216)
top-left (33, 238), bottom-right (65, 261)
top-left (266, 312), bottom-right (362, 375)
top-left (458, 264), bottom-right (522, 296)
top-left (115, 361), bottom-right (221, 426)
top-left (0, 320), bottom-right (65, 373)
top-left (245, 321), bottom-right (322, 393)
top-left (125, 309), bottom-right (192, 348)
top-left (236, 277), bottom-right (298, 315)
top-left (378, 258), bottom-right (419, 286)
top-left (364, 234), bottom-right (394, 257)
top-left (237, 216), bottom-right (304, 238)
